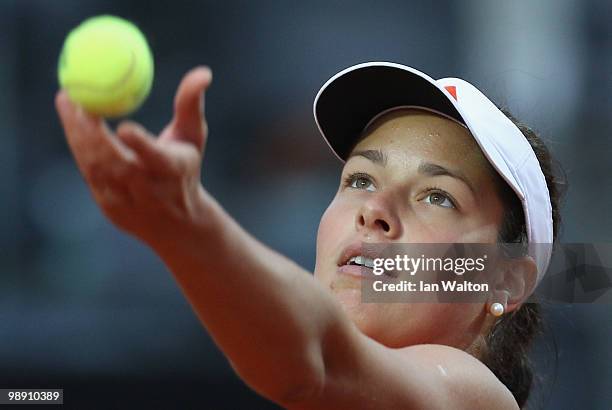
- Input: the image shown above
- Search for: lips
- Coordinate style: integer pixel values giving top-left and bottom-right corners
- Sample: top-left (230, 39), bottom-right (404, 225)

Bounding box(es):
top-left (337, 263), bottom-right (375, 279)
top-left (336, 242), bottom-right (383, 279)
top-left (337, 242), bottom-right (381, 267)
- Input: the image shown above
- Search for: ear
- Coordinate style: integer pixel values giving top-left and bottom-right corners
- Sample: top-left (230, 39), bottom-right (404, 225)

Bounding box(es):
top-left (493, 256), bottom-right (537, 314)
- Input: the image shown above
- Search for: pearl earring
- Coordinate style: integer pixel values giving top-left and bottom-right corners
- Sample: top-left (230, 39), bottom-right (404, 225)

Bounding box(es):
top-left (489, 302), bottom-right (504, 317)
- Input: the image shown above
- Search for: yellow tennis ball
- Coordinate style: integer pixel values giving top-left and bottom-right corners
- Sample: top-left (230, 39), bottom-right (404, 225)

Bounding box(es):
top-left (58, 15), bottom-right (154, 118)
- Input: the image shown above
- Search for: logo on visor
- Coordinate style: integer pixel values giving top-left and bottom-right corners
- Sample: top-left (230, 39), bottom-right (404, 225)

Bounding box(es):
top-left (444, 85), bottom-right (458, 101)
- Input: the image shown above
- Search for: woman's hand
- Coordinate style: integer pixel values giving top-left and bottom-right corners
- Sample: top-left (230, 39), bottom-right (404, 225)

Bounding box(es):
top-left (55, 66), bottom-right (213, 246)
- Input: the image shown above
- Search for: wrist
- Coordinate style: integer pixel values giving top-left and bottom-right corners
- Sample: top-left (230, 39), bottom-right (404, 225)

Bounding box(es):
top-left (146, 183), bottom-right (225, 257)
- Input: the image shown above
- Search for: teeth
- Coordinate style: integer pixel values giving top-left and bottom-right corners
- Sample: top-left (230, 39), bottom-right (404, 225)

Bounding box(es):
top-left (347, 255), bottom-right (375, 268)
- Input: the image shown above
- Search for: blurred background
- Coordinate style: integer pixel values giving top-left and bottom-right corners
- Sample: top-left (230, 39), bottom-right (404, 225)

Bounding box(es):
top-left (1, 0), bottom-right (611, 408)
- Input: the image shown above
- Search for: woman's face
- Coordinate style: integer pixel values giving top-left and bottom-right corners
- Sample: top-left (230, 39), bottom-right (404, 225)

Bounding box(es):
top-left (314, 108), bottom-right (507, 349)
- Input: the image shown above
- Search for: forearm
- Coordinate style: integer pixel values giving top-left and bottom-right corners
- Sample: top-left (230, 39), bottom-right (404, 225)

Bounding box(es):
top-left (149, 186), bottom-right (341, 402)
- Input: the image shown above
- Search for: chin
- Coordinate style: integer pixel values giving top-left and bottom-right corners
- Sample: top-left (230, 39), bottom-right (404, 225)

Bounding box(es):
top-left (333, 287), bottom-right (362, 309)
top-left (335, 295), bottom-right (382, 334)
top-left (337, 299), bottom-right (420, 347)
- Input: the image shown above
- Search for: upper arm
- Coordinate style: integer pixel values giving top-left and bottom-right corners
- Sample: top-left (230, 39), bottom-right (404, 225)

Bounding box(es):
top-left (283, 324), bottom-right (519, 410)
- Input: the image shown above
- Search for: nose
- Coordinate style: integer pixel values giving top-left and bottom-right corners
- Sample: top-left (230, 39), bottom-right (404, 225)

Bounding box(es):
top-left (355, 193), bottom-right (402, 239)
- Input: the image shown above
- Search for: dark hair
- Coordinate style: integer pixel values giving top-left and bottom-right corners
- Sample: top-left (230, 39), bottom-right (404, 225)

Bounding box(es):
top-left (480, 109), bottom-right (566, 408)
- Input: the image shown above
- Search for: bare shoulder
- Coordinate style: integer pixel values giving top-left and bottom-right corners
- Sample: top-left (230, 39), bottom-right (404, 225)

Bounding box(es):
top-left (286, 336), bottom-right (519, 410)
top-left (397, 344), bottom-right (519, 410)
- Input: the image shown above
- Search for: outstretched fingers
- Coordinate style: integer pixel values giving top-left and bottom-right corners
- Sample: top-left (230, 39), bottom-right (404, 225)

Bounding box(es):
top-left (166, 66), bottom-right (212, 151)
top-left (55, 90), bottom-right (137, 179)
top-left (116, 121), bottom-right (174, 174)
top-left (55, 91), bottom-right (141, 206)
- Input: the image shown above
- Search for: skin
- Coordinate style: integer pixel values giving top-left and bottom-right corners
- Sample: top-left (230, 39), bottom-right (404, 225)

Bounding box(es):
top-left (55, 67), bottom-right (535, 409)
top-left (316, 108), bottom-right (508, 350)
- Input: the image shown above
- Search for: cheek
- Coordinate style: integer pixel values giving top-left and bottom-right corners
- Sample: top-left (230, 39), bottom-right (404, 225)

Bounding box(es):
top-left (314, 197), bottom-right (355, 278)
top-left (316, 198), bottom-right (352, 253)
top-left (402, 214), bottom-right (463, 243)
top-left (407, 209), bottom-right (500, 243)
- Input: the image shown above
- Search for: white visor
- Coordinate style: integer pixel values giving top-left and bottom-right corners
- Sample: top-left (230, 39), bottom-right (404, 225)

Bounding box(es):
top-left (313, 61), bottom-right (553, 286)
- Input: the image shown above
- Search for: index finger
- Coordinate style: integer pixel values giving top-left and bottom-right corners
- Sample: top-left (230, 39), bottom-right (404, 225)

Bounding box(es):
top-left (55, 90), bottom-right (136, 170)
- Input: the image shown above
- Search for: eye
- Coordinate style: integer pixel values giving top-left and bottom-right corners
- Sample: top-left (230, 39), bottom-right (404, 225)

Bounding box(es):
top-left (344, 172), bottom-right (376, 192)
top-left (424, 190), bottom-right (456, 209)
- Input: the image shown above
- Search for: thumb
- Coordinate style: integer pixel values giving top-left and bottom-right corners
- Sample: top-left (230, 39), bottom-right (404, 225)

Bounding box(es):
top-left (165, 66), bottom-right (212, 151)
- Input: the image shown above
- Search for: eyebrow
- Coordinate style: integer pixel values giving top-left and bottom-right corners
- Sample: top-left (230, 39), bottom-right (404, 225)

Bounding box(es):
top-left (347, 151), bottom-right (476, 195)
top-left (418, 162), bottom-right (476, 195)
top-left (347, 149), bottom-right (387, 166)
